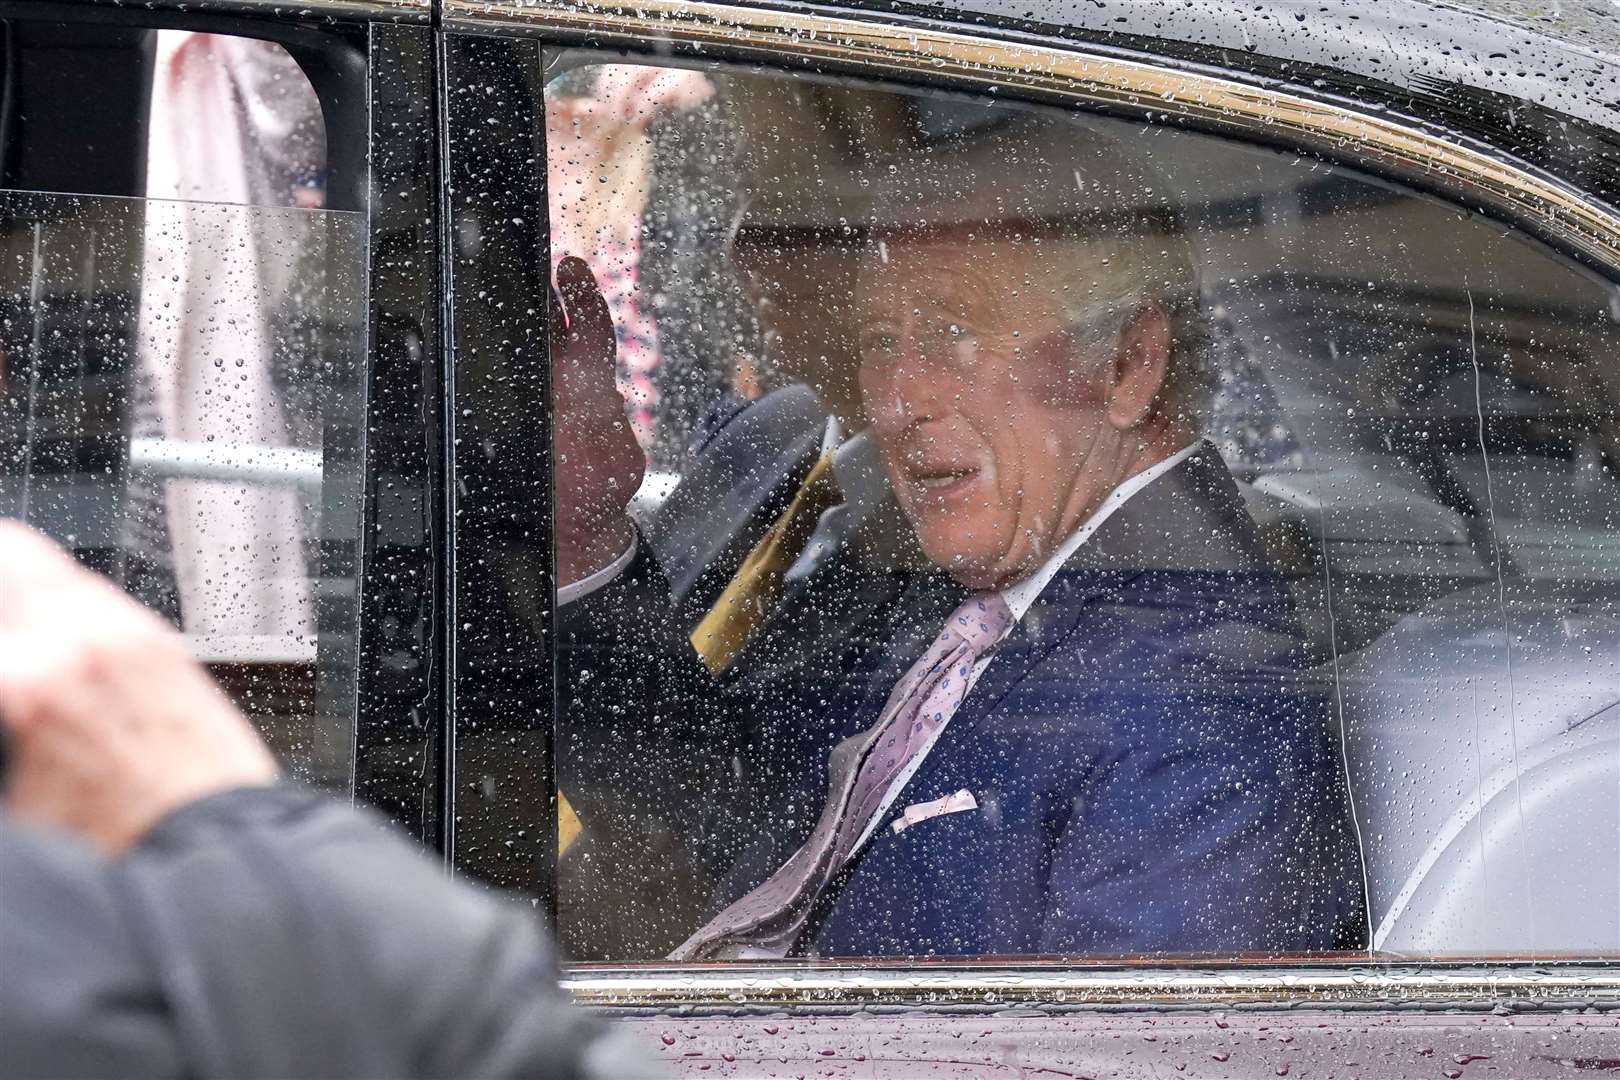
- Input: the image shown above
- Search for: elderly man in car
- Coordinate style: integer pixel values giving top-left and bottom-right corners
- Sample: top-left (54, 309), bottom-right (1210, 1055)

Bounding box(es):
top-left (551, 113), bottom-right (1367, 960)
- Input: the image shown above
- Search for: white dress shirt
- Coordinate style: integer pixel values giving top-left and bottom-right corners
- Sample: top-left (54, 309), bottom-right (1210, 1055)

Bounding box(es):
top-left (997, 441), bottom-right (1202, 625)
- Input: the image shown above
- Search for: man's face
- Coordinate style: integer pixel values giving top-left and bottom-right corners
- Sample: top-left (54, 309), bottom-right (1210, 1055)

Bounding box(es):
top-left (857, 236), bottom-right (1124, 589)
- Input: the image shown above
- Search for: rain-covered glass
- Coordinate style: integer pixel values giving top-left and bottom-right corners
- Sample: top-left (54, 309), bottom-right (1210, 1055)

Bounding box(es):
top-left (526, 60), bottom-right (1619, 962)
top-left (0, 34), bottom-right (366, 792)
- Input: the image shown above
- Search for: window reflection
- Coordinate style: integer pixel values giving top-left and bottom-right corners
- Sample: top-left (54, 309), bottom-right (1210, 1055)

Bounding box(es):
top-left (540, 62), bottom-right (1620, 962)
top-left (0, 32), bottom-right (366, 791)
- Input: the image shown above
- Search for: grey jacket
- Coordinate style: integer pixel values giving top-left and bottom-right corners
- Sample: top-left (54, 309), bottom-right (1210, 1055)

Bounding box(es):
top-left (0, 786), bottom-right (658, 1079)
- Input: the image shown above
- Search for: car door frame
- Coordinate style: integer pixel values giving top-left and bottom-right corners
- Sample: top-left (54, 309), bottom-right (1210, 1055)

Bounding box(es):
top-left (0, 0), bottom-right (455, 851)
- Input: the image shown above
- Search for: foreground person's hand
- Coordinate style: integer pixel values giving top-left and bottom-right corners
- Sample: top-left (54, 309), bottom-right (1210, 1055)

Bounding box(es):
top-left (0, 522), bottom-right (277, 853)
top-left (551, 256), bottom-right (644, 588)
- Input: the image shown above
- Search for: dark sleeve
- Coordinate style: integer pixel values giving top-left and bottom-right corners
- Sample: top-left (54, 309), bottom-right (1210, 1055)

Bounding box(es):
top-left (0, 817), bottom-right (182, 1080)
top-left (556, 536), bottom-right (721, 833)
top-left (1037, 581), bottom-right (1366, 955)
top-left (642, 383), bottom-right (828, 621)
top-left (112, 785), bottom-right (661, 1080)
top-left (555, 539), bottom-right (737, 960)
top-left (1038, 681), bottom-right (1355, 954)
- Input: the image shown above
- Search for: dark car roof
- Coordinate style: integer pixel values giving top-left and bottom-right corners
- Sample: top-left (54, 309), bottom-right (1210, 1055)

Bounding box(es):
top-left (830, 0), bottom-right (1619, 203)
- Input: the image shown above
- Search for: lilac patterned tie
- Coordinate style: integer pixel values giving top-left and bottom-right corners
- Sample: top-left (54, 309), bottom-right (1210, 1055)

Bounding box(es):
top-left (672, 592), bottom-right (1014, 961)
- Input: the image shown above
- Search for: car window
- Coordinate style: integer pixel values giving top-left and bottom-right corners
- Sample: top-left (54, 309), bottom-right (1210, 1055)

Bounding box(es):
top-left (0, 25), bottom-right (367, 792)
top-left (453, 54), bottom-right (1620, 964)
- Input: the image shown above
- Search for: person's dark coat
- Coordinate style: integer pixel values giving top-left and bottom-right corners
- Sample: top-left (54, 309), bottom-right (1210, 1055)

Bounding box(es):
top-left (0, 786), bottom-right (658, 1080)
top-left (644, 384), bottom-right (829, 626)
top-left (558, 442), bottom-right (1367, 958)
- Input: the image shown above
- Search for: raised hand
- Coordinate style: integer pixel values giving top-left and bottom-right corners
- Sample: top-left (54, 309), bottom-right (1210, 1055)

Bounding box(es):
top-left (551, 256), bottom-right (645, 588)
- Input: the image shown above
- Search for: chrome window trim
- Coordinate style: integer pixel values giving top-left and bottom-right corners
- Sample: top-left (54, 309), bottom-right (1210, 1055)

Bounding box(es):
top-left (564, 963), bottom-right (1620, 1012)
top-left (444, 0), bottom-right (1620, 278)
top-left (445, 0), bottom-right (1620, 1011)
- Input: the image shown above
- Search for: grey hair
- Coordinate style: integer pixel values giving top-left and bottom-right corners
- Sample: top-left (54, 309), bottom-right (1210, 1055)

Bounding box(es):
top-left (1051, 228), bottom-right (1214, 432)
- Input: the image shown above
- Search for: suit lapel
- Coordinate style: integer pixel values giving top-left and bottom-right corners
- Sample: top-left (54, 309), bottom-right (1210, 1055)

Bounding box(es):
top-left (923, 554), bottom-right (1140, 773)
top-left (904, 442), bottom-right (1251, 783)
top-left (847, 571), bottom-right (966, 721)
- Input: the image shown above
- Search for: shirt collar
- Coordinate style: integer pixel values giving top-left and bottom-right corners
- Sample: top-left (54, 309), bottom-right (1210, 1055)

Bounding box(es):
top-left (999, 441), bottom-right (1202, 623)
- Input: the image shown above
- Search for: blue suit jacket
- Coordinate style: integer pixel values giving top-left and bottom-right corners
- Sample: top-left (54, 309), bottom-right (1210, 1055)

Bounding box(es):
top-left (703, 444), bottom-right (1366, 957)
top-left (559, 443), bottom-right (1367, 958)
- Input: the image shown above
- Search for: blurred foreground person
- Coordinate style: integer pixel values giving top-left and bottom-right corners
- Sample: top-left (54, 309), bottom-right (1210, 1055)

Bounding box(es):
top-left (0, 522), bottom-right (657, 1080)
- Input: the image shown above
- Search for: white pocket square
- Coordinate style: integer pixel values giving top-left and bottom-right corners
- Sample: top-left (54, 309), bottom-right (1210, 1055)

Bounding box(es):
top-left (890, 789), bottom-right (978, 834)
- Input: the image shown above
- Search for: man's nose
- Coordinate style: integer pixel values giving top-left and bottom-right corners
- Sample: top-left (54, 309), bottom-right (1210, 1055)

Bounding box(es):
top-left (879, 338), bottom-right (950, 429)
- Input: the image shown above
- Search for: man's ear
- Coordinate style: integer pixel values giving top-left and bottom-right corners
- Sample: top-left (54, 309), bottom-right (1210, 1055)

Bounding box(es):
top-left (1105, 302), bottom-right (1172, 430)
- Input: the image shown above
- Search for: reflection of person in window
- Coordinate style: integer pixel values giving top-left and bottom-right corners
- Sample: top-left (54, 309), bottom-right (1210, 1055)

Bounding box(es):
top-left (140, 33), bottom-right (327, 651)
top-left (551, 118), bottom-right (1367, 960)
top-left (546, 64), bottom-right (714, 451)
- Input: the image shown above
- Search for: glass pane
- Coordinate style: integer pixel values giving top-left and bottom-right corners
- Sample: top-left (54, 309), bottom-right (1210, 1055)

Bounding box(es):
top-left (527, 59), bottom-right (1619, 962)
top-left (0, 31), bottom-right (367, 791)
